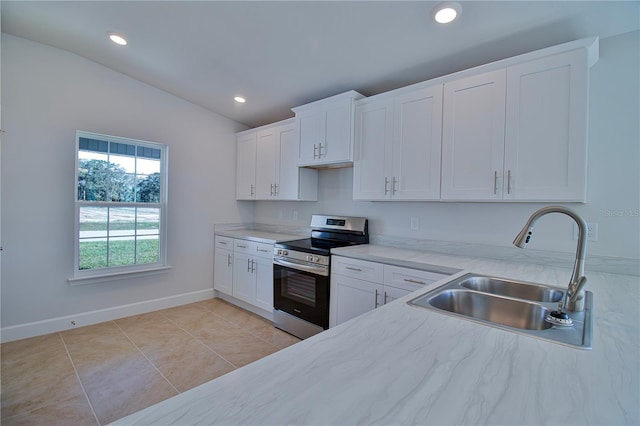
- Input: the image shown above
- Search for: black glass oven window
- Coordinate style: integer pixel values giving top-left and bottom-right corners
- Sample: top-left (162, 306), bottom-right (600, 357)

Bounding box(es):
top-left (282, 272), bottom-right (317, 307)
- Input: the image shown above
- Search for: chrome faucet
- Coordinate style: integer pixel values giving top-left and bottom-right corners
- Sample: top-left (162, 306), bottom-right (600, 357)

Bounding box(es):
top-left (513, 206), bottom-right (588, 312)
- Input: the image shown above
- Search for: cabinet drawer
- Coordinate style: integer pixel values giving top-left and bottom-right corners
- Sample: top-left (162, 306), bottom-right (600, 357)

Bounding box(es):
top-left (215, 235), bottom-right (234, 250)
top-left (233, 239), bottom-right (255, 254)
top-left (254, 242), bottom-right (274, 259)
top-left (383, 265), bottom-right (448, 292)
top-left (332, 256), bottom-right (383, 283)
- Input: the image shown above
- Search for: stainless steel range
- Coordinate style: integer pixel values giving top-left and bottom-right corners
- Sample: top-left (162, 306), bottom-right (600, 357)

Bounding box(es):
top-left (273, 215), bottom-right (369, 339)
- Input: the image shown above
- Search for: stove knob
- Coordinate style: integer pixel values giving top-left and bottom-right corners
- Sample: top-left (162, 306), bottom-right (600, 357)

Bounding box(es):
top-left (313, 256), bottom-right (320, 262)
top-left (283, 250), bottom-right (288, 256)
top-left (307, 255), bottom-right (312, 262)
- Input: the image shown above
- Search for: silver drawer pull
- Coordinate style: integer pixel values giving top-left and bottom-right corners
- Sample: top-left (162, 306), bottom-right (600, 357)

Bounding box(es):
top-left (218, 241), bottom-right (228, 245)
top-left (374, 289), bottom-right (379, 308)
top-left (345, 266), bottom-right (363, 272)
top-left (237, 244), bottom-right (247, 248)
top-left (404, 278), bottom-right (426, 285)
top-left (257, 248), bottom-right (269, 252)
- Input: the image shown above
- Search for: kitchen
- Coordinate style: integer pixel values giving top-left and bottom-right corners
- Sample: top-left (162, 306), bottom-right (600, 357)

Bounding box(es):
top-left (1, 1), bottom-right (639, 425)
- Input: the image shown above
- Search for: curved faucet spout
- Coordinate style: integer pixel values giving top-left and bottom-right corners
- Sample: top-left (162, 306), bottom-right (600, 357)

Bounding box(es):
top-left (513, 206), bottom-right (588, 312)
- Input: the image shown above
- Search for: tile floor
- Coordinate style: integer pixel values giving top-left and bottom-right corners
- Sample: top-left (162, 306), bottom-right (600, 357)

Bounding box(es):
top-left (1, 298), bottom-right (301, 425)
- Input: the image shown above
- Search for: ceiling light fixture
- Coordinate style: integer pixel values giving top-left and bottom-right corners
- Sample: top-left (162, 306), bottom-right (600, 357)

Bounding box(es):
top-left (108, 32), bottom-right (128, 46)
top-left (234, 96), bottom-right (246, 103)
top-left (432, 2), bottom-right (462, 24)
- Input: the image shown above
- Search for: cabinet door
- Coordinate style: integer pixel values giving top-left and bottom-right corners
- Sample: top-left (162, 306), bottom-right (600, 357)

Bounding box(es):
top-left (277, 123), bottom-right (301, 200)
top-left (330, 274), bottom-right (382, 327)
top-left (392, 85), bottom-right (443, 200)
top-left (253, 255), bottom-right (274, 312)
top-left (236, 133), bottom-right (257, 200)
top-left (255, 129), bottom-right (278, 199)
top-left (381, 286), bottom-right (412, 305)
top-left (233, 252), bottom-right (255, 303)
top-left (504, 49), bottom-right (588, 201)
top-left (353, 98), bottom-right (394, 200)
top-left (297, 112), bottom-right (324, 165)
top-left (323, 101), bottom-right (352, 163)
top-left (441, 69), bottom-right (507, 200)
top-left (214, 248), bottom-right (233, 295)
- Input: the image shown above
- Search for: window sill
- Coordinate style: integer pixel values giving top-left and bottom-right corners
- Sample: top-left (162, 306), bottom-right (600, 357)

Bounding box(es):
top-left (68, 265), bottom-right (172, 286)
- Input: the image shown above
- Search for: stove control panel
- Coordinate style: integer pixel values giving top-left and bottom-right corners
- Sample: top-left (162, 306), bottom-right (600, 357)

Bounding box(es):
top-left (273, 247), bottom-right (330, 266)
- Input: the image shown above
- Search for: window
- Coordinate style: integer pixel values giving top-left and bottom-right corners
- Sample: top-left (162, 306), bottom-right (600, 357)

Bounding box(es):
top-left (74, 131), bottom-right (168, 279)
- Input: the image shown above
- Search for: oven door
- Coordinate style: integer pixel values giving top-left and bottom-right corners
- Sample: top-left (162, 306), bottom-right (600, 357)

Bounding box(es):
top-left (273, 260), bottom-right (329, 329)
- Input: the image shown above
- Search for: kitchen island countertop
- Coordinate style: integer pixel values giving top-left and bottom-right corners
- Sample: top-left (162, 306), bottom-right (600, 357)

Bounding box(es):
top-left (113, 244), bottom-right (639, 425)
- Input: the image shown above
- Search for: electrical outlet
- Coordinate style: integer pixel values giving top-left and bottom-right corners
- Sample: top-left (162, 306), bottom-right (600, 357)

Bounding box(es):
top-left (410, 217), bottom-right (419, 230)
top-left (574, 222), bottom-right (598, 241)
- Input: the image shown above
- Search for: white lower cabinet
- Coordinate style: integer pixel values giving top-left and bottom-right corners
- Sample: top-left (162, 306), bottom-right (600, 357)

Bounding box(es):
top-left (330, 256), bottom-right (449, 327)
top-left (214, 236), bottom-right (274, 314)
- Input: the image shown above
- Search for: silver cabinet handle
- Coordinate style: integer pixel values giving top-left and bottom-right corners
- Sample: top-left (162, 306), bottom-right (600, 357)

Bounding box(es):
top-left (227, 253), bottom-right (232, 267)
top-left (384, 291), bottom-right (389, 305)
top-left (237, 244), bottom-right (247, 248)
top-left (250, 184), bottom-right (255, 197)
top-left (251, 259), bottom-right (256, 273)
top-left (345, 266), bottom-right (362, 272)
top-left (313, 144), bottom-right (318, 159)
top-left (392, 176), bottom-right (397, 195)
top-left (493, 171), bottom-right (498, 195)
top-left (273, 184), bottom-right (278, 196)
top-left (247, 258), bottom-right (251, 272)
top-left (318, 143), bottom-right (324, 158)
top-left (507, 170), bottom-right (512, 195)
top-left (374, 289), bottom-right (379, 308)
top-left (384, 177), bottom-right (390, 195)
top-left (404, 278), bottom-right (426, 285)
top-left (218, 241), bottom-right (228, 245)
top-left (257, 248), bottom-right (269, 253)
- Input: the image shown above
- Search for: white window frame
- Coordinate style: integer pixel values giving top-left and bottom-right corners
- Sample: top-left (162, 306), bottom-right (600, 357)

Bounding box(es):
top-left (70, 131), bottom-right (169, 283)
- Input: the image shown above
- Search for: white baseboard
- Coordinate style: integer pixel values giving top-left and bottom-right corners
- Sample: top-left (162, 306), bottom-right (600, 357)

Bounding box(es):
top-left (0, 289), bottom-right (214, 343)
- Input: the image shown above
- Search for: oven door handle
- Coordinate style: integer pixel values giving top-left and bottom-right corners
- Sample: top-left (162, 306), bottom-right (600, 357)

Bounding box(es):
top-left (274, 257), bottom-right (329, 276)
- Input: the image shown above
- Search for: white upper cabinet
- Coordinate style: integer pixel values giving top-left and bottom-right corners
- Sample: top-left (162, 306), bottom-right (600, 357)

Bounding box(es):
top-left (354, 85), bottom-right (443, 201)
top-left (293, 90), bottom-right (365, 167)
top-left (236, 133), bottom-right (257, 200)
top-left (392, 86), bottom-right (443, 200)
top-left (504, 49), bottom-right (589, 201)
top-left (441, 69), bottom-right (507, 201)
top-left (236, 119), bottom-right (317, 201)
top-left (442, 45), bottom-right (593, 202)
top-left (255, 127), bottom-right (279, 199)
top-left (353, 97), bottom-right (394, 200)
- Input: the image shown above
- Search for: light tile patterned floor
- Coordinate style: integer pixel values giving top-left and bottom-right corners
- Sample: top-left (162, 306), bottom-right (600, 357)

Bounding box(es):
top-left (1, 298), bottom-right (300, 425)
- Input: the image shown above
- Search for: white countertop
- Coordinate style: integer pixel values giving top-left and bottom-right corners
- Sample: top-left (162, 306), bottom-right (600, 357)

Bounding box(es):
top-left (215, 228), bottom-right (303, 244)
top-left (114, 244), bottom-right (639, 425)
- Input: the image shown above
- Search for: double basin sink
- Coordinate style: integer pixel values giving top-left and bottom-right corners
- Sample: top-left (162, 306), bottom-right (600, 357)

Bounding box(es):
top-left (408, 273), bottom-right (592, 349)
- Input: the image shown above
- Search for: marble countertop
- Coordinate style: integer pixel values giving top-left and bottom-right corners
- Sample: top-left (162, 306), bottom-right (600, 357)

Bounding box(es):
top-left (114, 244), bottom-right (639, 425)
top-left (215, 228), bottom-right (303, 244)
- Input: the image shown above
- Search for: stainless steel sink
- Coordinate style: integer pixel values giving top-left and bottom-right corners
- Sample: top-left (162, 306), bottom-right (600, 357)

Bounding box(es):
top-left (408, 273), bottom-right (593, 349)
top-left (428, 290), bottom-right (553, 330)
top-left (458, 275), bottom-right (563, 303)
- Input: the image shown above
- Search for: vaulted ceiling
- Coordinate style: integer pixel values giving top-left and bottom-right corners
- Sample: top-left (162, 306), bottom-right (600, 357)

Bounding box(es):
top-left (3, 1), bottom-right (639, 127)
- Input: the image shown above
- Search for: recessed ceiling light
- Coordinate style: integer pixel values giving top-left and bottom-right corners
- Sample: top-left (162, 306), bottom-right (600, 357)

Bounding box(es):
top-left (108, 32), bottom-right (128, 46)
top-left (432, 2), bottom-right (462, 24)
top-left (234, 96), bottom-right (246, 103)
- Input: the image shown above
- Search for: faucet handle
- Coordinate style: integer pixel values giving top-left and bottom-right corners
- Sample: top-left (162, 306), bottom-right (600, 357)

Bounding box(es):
top-left (568, 276), bottom-right (588, 302)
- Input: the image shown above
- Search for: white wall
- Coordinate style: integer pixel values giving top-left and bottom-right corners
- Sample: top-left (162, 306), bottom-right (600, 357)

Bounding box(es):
top-left (0, 35), bottom-right (253, 333)
top-left (254, 30), bottom-right (640, 262)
